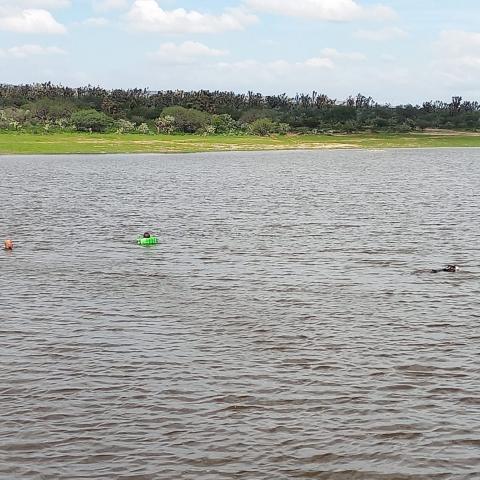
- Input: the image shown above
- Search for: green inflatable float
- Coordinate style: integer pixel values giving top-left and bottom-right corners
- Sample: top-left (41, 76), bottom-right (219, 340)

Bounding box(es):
top-left (137, 234), bottom-right (158, 246)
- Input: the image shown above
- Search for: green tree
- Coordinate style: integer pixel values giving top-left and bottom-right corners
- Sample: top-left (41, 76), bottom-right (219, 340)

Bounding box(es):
top-left (249, 118), bottom-right (277, 136)
top-left (71, 109), bottom-right (112, 132)
top-left (27, 98), bottom-right (75, 122)
top-left (211, 114), bottom-right (237, 134)
top-left (240, 108), bottom-right (279, 124)
top-left (161, 106), bottom-right (211, 133)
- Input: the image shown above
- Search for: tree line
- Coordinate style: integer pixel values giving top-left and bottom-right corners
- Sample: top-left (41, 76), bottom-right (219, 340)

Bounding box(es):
top-left (0, 82), bottom-right (479, 135)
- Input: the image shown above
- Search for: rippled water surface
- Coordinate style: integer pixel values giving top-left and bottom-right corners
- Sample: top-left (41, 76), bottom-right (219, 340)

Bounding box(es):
top-left (1, 149), bottom-right (480, 480)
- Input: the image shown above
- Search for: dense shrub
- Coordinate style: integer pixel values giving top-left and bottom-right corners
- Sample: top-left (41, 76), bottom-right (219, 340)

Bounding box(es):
top-left (154, 115), bottom-right (175, 134)
top-left (27, 98), bottom-right (75, 122)
top-left (136, 122), bottom-right (150, 134)
top-left (211, 114), bottom-right (237, 134)
top-left (161, 106), bottom-right (211, 133)
top-left (116, 119), bottom-right (135, 133)
top-left (1, 83), bottom-right (480, 134)
top-left (71, 109), bottom-right (112, 132)
top-left (249, 118), bottom-right (277, 136)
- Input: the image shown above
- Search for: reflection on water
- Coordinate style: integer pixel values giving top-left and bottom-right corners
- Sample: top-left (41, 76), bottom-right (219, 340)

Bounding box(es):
top-left (1, 149), bottom-right (480, 480)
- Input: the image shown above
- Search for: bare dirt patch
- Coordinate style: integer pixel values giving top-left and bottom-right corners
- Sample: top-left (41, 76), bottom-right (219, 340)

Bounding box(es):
top-left (420, 129), bottom-right (480, 136)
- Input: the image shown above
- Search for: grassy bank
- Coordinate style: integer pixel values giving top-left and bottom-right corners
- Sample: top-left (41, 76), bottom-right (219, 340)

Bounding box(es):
top-left (1, 131), bottom-right (480, 155)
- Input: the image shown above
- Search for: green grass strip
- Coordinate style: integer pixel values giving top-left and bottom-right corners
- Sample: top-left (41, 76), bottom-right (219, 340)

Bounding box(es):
top-left (1, 132), bottom-right (480, 155)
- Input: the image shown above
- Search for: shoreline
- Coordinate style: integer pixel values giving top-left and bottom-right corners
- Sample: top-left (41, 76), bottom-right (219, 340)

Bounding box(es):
top-left (3, 145), bottom-right (480, 157)
top-left (1, 131), bottom-right (480, 155)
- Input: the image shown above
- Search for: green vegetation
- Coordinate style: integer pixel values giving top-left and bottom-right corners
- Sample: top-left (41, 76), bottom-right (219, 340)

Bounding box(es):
top-left (0, 83), bottom-right (480, 154)
top-left (2, 84), bottom-right (480, 139)
top-left (70, 109), bottom-right (113, 132)
top-left (1, 131), bottom-right (479, 155)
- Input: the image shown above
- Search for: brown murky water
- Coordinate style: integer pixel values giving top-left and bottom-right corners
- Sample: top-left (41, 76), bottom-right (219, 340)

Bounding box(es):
top-left (1, 149), bottom-right (479, 480)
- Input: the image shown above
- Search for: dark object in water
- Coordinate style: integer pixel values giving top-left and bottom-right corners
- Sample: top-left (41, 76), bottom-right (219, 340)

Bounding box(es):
top-left (431, 265), bottom-right (460, 273)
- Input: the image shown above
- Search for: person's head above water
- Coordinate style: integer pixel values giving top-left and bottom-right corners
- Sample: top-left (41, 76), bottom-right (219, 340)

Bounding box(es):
top-left (143, 232), bottom-right (151, 238)
top-left (4, 239), bottom-right (13, 250)
top-left (430, 264), bottom-right (460, 273)
top-left (443, 265), bottom-right (460, 272)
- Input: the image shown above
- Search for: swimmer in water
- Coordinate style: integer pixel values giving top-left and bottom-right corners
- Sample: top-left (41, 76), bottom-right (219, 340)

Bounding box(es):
top-left (143, 232), bottom-right (151, 238)
top-left (4, 239), bottom-right (13, 250)
top-left (431, 265), bottom-right (460, 273)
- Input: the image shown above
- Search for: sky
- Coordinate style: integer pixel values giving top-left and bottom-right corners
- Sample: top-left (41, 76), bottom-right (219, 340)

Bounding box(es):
top-left (1, 0), bottom-right (480, 104)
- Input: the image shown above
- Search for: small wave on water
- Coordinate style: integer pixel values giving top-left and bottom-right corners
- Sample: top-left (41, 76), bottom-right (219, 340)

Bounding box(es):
top-left (1, 149), bottom-right (480, 479)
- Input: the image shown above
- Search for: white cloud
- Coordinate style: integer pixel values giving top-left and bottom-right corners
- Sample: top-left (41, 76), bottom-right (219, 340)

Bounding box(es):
top-left (217, 55), bottom-right (335, 74)
top-left (436, 30), bottom-right (480, 58)
top-left (198, 48), bottom-right (376, 96)
top-left (0, 0), bottom-right (70, 7)
top-left (83, 16), bottom-right (109, 26)
top-left (431, 30), bottom-right (480, 89)
top-left (92, 0), bottom-right (128, 12)
top-left (157, 47), bottom-right (362, 75)
top-left (303, 57), bottom-right (334, 68)
top-left (0, 44), bottom-right (66, 58)
top-left (125, 0), bottom-right (258, 33)
top-left (193, 55), bottom-right (338, 95)
top-left (354, 26), bottom-right (407, 41)
top-left (321, 47), bottom-right (366, 61)
top-left (149, 41), bottom-right (228, 64)
top-left (0, 8), bottom-right (66, 33)
top-left (245, 0), bottom-right (395, 21)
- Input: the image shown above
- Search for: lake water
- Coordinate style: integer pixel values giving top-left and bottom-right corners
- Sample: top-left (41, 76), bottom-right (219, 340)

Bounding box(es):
top-left (1, 149), bottom-right (479, 480)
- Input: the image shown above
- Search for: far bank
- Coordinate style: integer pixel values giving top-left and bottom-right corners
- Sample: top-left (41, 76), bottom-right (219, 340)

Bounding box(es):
top-left (1, 131), bottom-right (480, 155)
